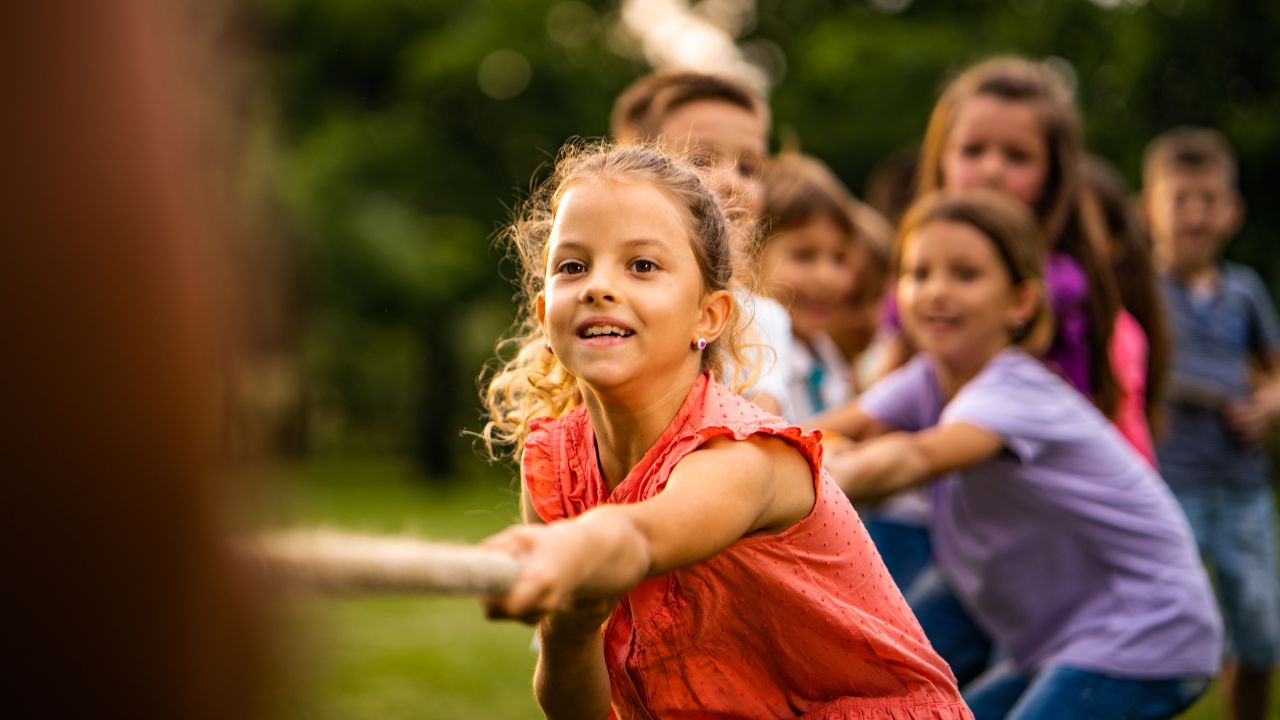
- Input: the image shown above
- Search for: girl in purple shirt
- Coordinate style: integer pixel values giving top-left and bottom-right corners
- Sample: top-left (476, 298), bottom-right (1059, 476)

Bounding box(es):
top-left (829, 190), bottom-right (1220, 719)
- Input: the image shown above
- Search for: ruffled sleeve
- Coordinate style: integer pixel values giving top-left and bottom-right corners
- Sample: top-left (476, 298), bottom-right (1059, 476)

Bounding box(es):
top-left (522, 410), bottom-right (609, 522)
top-left (521, 416), bottom-right (564, 523)
top-left (643, 380), bottom-right (826, 497)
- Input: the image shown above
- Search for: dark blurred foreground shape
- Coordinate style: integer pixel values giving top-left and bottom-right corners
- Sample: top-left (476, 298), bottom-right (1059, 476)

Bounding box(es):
top-left (1, 2), bottom-right (271, 717)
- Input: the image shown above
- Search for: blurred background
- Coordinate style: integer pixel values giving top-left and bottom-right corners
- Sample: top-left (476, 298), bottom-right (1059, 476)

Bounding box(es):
top-left (239, 0), bottom-right (1279, 478)
top-left (203, 0), bottom-right (1280, 716)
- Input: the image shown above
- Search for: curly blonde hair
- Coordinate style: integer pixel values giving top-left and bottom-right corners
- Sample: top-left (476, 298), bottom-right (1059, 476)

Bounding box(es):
top-left (480, 141), bottom-right (758, 460)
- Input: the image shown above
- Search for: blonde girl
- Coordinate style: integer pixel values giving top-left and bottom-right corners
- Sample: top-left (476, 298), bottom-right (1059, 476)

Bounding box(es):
top-left (480, 142), bottom-right (970, 719)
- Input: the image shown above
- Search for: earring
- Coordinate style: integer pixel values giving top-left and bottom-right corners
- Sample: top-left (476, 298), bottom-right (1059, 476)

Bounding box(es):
top-left (693, 337), bottom-right (708, 351)
top-left (545, 342), bottom-right (554, 355)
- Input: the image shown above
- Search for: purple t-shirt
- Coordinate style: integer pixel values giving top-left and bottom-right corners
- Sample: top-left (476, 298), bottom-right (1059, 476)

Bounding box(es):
top-left (859, 349), bottom-right (1221, 677)
top-left (882, 251), bottom-right (1092, 394)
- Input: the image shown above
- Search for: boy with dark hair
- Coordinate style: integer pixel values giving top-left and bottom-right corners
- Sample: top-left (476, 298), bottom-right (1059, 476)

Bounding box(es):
top-left (1144, 126), bottom-right (1280, 720)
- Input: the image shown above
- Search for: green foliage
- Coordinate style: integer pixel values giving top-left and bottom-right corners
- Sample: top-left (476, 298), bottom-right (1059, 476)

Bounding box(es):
top-left (259, 0), bottom-right (1280, 470)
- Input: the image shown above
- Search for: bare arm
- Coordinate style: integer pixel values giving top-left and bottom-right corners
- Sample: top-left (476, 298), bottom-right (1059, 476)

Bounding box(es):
top-left (484, 434), bottom-right (813, 614)
top-left (483, 435), bottom-right (813, 717)
top-left (827, 423), bottom-right (1004, 503)
top-left (808, 401), bottom-right (895, 441)
top-left (512, 474), bottom-right (612, 719)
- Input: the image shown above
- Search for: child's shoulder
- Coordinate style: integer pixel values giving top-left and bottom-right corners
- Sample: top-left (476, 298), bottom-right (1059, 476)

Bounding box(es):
top-left (684, 376), bottom-right (821, 465)
top-left (1220, 260), bottom-right (1273, 299)
top-left (955, 350), bottom-right (1078, 411)
top-left (694, 375), bottom-right (796, 435)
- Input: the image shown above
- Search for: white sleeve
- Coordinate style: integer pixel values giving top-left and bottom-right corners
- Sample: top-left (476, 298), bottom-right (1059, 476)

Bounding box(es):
top-left (739, 293), bottom-right (797, 420)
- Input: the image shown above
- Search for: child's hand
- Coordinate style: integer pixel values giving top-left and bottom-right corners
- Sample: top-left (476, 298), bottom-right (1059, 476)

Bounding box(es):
top-left (542, 595), bottom-right (617, 639)
top-left (480, 523), bottom-right (589, 624)
top-left (1225, 385), bottom-right (1280, 445)
top-left (821, 431), bottom-right (856, 456)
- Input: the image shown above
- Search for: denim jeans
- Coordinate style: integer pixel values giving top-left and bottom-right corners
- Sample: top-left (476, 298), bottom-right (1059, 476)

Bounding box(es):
top-left (907, 568), bottom-right (1213, 719)
top-left (964, 662), bottom-right (1210, 720)
top-left (1173, 482), bottom-right (1279, 667)
top-left (862, 516), bottom-right (932, 594)
top-left (904, 565), bottom-right (993, 687)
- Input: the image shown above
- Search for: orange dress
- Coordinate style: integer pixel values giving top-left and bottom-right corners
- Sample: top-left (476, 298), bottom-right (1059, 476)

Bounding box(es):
top-left (524, 373), bottom-right (971, 719)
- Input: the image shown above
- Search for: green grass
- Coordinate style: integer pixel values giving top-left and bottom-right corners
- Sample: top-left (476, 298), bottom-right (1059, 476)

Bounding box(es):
top-left (264, 455), bottom-right (1256, 719)
top-left (266, 455), bottom-right (541, 719)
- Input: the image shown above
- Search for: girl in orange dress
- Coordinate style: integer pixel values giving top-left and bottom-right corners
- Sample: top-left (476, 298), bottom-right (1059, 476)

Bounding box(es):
top-left (479, 142), bottom-right (970, 719)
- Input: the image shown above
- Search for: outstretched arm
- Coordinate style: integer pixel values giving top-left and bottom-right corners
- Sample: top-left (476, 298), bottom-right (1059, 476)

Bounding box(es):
top-left (493, 477), bottom-right (613, 720)
top-left (483, 435), bottom-right (814, 718)
top-left (808, 401), bottom-right (895, 441)
top-left (484, 434), bottom-right (813, 616)
top-left (827, 422), bottom-right (1004, 503)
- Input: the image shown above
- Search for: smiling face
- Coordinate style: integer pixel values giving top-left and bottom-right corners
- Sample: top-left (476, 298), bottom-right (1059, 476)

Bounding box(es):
top-left (758, 212), bottom-right (857, 340)
top-left (942, 95), bottom-right (1049, 210)
top-left (898, 218), bottom-right (1035, 378)
top-left (539, 177), bottom-right (728, 395)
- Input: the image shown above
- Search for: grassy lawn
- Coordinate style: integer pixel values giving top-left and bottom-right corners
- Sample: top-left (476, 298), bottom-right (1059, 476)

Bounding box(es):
top-left (266, 455), bottom-right (542, 719)
top-left (264, 455), bottom-right (1248, 719)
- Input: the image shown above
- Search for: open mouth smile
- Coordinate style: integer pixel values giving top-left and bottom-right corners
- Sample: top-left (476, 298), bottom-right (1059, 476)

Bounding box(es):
top-left (918, 314), bottom-right (961, 332)
top-left (575, 320), bottom-right (636, 345)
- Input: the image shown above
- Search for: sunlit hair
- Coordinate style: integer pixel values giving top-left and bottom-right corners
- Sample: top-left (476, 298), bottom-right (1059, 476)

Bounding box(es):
top-left (1084, 156), bottom-right (1170, 437)
top-left (480, 142), bottom-right (755, 460)
top-left (917, 56), bottom-right (1119, 416)
top-left (1142, 125), bottom-right (1238, 189)
top-left (758, 151), bottom-right (859, 254)
top-left (609, 69), bottom-right (770, 145)
top-left (896, 189), bottom-right (1054, 353)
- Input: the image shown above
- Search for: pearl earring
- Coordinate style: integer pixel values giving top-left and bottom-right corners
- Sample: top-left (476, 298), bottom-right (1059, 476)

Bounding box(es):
top-left (694, 337), bottom-right (708, 351)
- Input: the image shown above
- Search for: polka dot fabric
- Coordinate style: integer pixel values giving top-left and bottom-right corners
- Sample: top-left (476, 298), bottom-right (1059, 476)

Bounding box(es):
top-left (524, 373), bottom-right (971, 719)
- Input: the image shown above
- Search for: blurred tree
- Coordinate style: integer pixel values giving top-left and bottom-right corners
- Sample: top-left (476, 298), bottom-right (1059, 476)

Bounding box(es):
top-left (259, 0), bottom-right (641, 476)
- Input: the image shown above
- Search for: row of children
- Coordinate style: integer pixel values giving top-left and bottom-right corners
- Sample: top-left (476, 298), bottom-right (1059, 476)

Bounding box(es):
top-left (478, 56), bottom-right (1279, 720)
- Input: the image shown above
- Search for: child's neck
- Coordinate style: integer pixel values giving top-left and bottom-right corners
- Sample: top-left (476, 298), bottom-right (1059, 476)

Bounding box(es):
top-left (581, 370), bottom-right (702, 490)
top-left (1165, 258), bottom-right (1219, 296)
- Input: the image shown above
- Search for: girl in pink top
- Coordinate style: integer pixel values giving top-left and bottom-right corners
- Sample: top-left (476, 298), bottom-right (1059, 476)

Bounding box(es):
top-left (1086, 155), bottom-right (1172, 467)
top-left (479, 143), bottom-right (970, 719)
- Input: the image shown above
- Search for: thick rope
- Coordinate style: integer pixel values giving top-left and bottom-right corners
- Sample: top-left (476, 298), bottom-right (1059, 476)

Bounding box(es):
top-left (247, 529), bottom-right (519, 596)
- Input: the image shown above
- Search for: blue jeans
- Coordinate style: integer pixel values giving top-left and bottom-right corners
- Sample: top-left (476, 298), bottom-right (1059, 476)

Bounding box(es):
top-left (905, 565), bottom-right (993, 686)
top-left (908, 569), bottom-right (1212, 719)
top-left (862, 516), bottom-right (932, 594)
top-left (964, 662), bottom-right (1211, 720)
top-left (1173, 483), bottom-right (1279, 667)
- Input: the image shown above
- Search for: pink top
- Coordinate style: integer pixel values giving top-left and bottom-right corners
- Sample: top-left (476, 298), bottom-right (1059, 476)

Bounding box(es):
top-left (1109, 310), bottom-right (1157, 467)
top-left (524, 373), bottom-right (971, 719)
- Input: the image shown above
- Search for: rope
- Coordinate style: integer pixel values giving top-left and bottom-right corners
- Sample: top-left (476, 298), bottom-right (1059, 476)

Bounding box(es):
top-left (246, 529), bottom-right (519, 596)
